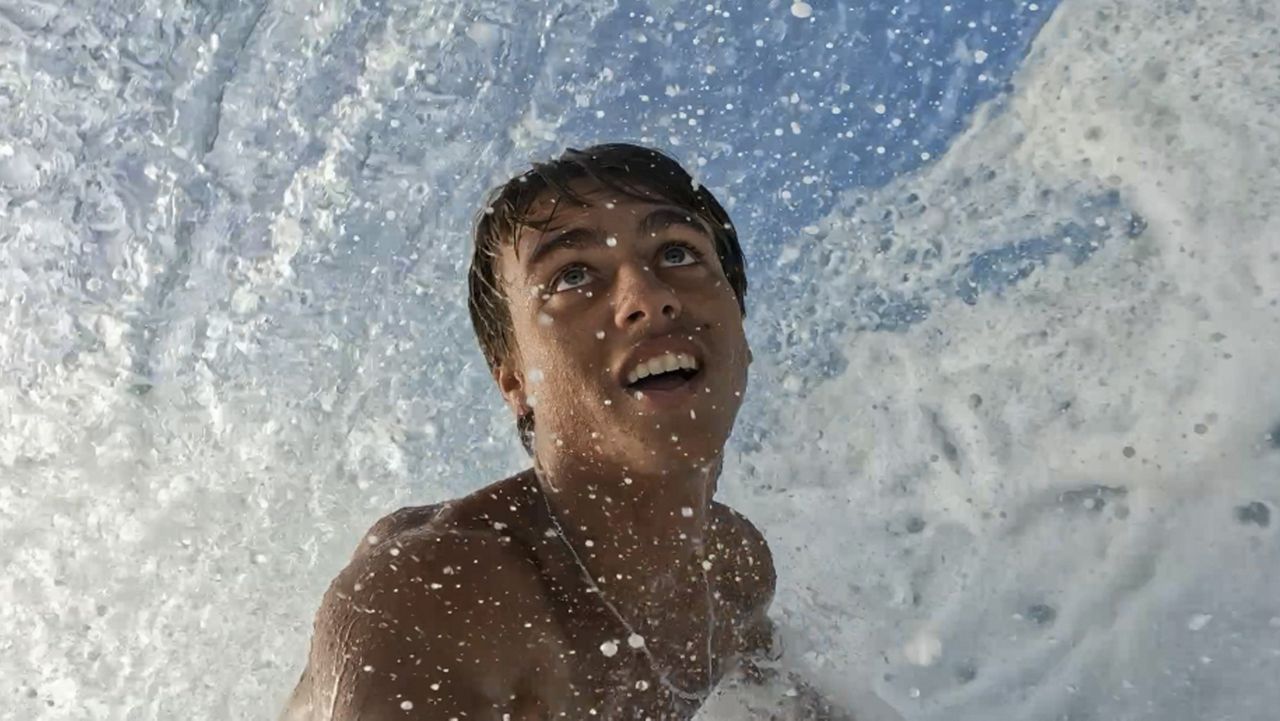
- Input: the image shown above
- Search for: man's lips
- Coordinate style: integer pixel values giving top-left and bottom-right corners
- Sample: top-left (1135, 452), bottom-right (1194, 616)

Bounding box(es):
top-left (615, 336), bottom-right (707, 389)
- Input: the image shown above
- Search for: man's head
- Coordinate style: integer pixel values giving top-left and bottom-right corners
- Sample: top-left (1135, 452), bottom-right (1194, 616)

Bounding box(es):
top-left (468, 143), bottom-right (750, 474)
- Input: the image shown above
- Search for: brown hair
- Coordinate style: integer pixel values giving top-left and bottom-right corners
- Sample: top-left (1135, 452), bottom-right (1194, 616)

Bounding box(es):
top-left (467, 143), bottom-right (748, 453)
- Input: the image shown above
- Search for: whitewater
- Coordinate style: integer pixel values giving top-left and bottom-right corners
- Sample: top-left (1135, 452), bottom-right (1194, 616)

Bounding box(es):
top-left (1, 0), bottom-right (1277, 720)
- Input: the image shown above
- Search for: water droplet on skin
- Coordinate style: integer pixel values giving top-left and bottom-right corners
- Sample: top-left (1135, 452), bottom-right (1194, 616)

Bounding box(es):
top-left (538, 312), bottom-right (554, 326)
top-left (600, 640), bottom-right (619, 657)
top-left (681, 507), bottom-right (694, 518)
top-left (690, 409), bottom-right (697, 419)
top-left (623, 477), bottom-right (633, 485)
top-left (388, 547), bottom-right (400, 557)
top-left (596, 330), bottom-right (606, 340)
top-left (363, 665), bottom-right (374, 672)
top-left (635, 680), bottom-right (650, 691)
top-left (702, 560), bottom-right (712, 571)
top-left (400, 701), bottom-right (414, 710)
top-left (606, 236), bottom-right (618, 247)
top-left (628, 633), bottom-right (645, 648)
top-left (528, 368), bottom-right (544, 384)
top-left (634, 391), bottom-right (645, 400)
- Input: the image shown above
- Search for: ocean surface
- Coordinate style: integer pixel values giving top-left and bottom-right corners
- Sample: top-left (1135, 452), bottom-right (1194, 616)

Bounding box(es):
top-left (2, 0), bottom-right (1277, 719)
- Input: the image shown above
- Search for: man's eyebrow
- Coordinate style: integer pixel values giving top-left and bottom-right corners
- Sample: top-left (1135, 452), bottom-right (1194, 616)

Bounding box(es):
top-left (637, 207), bottom-right (711, 239)
top-left (524, 226), bottom-right (601, 269)
top-left (523, 207), bottom-right (711, 270)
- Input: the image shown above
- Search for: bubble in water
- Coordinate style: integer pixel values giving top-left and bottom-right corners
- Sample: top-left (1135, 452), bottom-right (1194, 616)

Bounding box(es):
top-left (790, 2), bottom-right (812, 19)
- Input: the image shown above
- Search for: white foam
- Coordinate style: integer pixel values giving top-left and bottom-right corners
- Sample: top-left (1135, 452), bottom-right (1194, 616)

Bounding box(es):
top-left (708, 0), bottom-right (1280, 718)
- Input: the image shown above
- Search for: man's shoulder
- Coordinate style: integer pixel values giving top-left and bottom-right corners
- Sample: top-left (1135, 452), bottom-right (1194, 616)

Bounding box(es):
top-left (709, 501), bottom-right (777, 607)
top-left (351, 471), bottom-right (539, 558)
top-left (321, 471), bottom-right (554, 639)
top-left (710, 501), bottom-right (772, 559)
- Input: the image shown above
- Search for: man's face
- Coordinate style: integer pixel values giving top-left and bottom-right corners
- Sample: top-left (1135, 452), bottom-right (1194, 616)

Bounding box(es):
top-left (495, 181), bottom-right (750, 474)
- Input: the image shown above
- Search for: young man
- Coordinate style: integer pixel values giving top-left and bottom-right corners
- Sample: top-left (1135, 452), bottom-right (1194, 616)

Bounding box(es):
top-left (281, 144), bottom-right (785, 720)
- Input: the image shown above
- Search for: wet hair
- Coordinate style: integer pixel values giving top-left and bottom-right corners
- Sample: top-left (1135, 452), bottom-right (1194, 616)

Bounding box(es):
top-left (467, 143), bottom-right (748, 454)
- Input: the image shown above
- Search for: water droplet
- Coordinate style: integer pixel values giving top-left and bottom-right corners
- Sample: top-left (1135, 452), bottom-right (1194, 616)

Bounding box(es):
top-left (681, 507), bottom-right (694, 518)
top-left (600, 640), bottom-right (619, 657)
top-left (400, 701), bottom-right (414, 710)
top-left (628, 633), bottom-right (645, 648)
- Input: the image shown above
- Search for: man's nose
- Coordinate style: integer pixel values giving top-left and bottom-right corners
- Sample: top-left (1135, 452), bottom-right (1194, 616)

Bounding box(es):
top-left (612, 264), bottom-right (682, 329)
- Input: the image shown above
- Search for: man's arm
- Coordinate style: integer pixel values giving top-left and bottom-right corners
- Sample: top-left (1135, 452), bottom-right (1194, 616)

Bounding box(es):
top-left (284, 529), bottom-right (571, 721)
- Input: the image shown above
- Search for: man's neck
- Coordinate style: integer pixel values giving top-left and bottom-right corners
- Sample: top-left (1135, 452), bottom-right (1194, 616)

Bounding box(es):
top-left (533, 453), bottom-right (720, 616)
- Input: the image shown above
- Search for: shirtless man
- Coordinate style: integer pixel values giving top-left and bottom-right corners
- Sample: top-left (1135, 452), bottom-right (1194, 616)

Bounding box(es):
top-left (281, 143), bottom-right (789, 720)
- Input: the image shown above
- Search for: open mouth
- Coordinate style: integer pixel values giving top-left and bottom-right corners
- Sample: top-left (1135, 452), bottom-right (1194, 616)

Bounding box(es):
top-left (622, 351), bottom-right (702, 394)
top-left (626, 366), bottom-right (701, 392)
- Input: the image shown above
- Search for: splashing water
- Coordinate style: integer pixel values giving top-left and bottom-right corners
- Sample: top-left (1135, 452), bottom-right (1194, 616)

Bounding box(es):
top-left (1, 0), bottom-right (1277, 720)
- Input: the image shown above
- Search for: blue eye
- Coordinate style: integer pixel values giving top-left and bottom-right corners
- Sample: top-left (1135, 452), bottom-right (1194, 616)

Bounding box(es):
top-left (659, 243), bottom-right (700, 267)
top-left (552, 266), bottom-right (591, 292)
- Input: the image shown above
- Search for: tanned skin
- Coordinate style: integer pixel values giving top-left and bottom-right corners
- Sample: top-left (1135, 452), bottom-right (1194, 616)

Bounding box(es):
top-left (281, 180), bottom-right (778, 720)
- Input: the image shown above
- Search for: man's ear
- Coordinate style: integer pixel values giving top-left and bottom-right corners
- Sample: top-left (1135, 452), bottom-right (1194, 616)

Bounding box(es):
top-left (494, 362), bottom-right (528, 417)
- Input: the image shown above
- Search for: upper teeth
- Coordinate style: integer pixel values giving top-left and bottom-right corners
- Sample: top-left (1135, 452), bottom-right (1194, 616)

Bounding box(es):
top-left (626, 352), bottom-right (700, 385)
